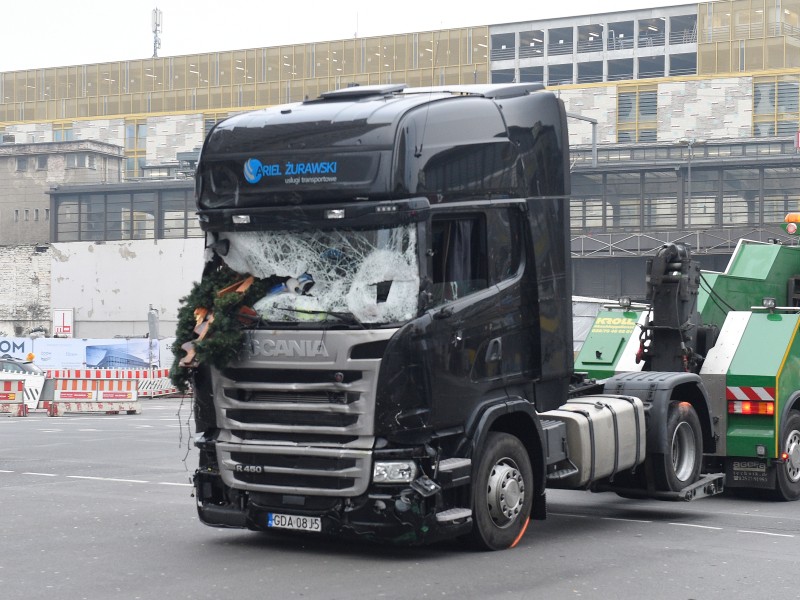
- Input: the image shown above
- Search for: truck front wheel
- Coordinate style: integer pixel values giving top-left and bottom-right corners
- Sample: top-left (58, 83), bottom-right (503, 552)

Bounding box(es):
top-left (654, 401), bottom-right (702, 492)
top-left (469, 432), bottom-right (533, 551)
top-left (775, 410), bottom-right (800, 501)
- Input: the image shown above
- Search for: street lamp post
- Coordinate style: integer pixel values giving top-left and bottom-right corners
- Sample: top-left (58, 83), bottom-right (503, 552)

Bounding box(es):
top-left (687, 138), bottom-right (694, 227)
top-left (679, 137), bottom-right (703, 228)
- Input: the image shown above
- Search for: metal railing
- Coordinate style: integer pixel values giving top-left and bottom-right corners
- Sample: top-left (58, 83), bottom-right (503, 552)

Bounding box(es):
top-left (637, 33), bottom-right (665, 47)
top-left (548, 43), bottom-right (574, 56)
top-left (669, 29), bottom-right (697, 45)
top-left (570, 225), bottom-right (793, 258)
top-left (490, 48), bottom-right (515, 61)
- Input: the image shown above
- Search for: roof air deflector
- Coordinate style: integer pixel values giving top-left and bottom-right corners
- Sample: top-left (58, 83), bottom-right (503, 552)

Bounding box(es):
top-left (319, 84), bottom-right (407, 100)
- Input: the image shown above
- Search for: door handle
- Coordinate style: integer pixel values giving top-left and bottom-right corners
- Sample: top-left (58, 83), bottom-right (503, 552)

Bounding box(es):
top-left (485, 337), bottom-right (502, 362)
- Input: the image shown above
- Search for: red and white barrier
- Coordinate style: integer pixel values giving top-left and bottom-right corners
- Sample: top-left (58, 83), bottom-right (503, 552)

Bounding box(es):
top-left (46, 368), bottom-right (178, 397)
top-left (45, 377), bottom-right (141, 417)
top-left (0, 380), bottom-right (28, 417)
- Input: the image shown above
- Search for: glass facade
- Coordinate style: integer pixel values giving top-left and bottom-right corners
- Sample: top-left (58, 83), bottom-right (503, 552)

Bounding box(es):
top-left (571, 140), bottom-right (800, 236)
top-left (52, 184), bottom-right (199, 242)
top-left (698, 0), bottom-right (800, 74)
top-left (0, 28), bottom-right (489, 123)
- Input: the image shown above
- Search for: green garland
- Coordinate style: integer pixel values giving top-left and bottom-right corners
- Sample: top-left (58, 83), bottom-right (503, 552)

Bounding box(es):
top-left (170, 266), bottom-right (271, 393)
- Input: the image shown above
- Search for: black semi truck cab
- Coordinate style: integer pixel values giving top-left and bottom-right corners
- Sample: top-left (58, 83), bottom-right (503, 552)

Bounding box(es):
top-left (178, 83), bottom-right (718, 550)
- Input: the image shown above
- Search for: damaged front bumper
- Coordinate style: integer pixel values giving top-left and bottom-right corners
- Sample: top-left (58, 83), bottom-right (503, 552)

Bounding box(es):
top-left (193, 465), bottom-right (474, 546)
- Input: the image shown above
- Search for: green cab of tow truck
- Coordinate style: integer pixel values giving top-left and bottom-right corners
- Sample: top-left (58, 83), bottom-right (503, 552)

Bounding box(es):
top-left (574, 308), bottom-right (645, 380)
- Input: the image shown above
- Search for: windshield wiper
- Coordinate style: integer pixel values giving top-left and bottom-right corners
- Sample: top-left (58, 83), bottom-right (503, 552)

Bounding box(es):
top-left (271, 306), bottom-right (366, 328)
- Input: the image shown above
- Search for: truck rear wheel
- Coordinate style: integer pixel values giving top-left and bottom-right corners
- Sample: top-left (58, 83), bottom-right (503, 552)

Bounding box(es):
top-left (469, 432), bottom-right (533, 551)
top-left (775, 410), bottom-right (800, 501)
top-left (654, 401), bottom-right (702, 492)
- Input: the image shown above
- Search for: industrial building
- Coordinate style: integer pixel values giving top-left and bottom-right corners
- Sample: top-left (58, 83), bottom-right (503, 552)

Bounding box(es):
top-left (0, 0), bottom-right (799, 338)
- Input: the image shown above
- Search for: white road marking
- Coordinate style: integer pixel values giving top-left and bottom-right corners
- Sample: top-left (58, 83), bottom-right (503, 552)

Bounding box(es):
top-left (0, 471), bottom-right (190, 487)
top-left (737, 529), bottom-right (794, 538)
top-left (669, 522), bottom-right (723, 530)
top-left (602, 516), bottom-right (652, 523)
top-left (66, 475), bottom-right (149, 483)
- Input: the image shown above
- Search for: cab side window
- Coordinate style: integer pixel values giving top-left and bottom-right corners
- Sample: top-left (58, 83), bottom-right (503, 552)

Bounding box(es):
top-left (430, 215), bottom-right (488, 303)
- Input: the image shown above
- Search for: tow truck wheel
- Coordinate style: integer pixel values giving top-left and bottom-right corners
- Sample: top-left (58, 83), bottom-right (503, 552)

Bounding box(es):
top-left (654, 401), bottom-right (702, 492)
top-left (775, 410), bottom-right (800, 501)
top-left (469, 432), bottom-right (533, 551)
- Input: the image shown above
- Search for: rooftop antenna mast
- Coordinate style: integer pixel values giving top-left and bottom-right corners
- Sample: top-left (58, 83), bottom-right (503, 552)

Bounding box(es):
top-left (152, 7), bottom-right (163, 58)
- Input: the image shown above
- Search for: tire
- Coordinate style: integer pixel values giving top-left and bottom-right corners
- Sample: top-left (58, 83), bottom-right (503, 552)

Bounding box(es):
top-left (775, 410), bottom-right (800, 501)
top-left (653, 401), bottom-right (703, 492)
top-left (468, 432), bottom-right (534, 551)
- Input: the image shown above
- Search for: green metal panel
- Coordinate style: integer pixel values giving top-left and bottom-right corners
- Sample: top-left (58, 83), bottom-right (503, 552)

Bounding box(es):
top-left (726, 415), bottom-right (776, 457)
top-left (728, 313), bottom-right (796, 382)
top-left (574, 310), bottom-right (641, 380)
top-left (726, 312), bottom-right (800, 458)
top-left (699, 242), bottom-right (800, 329)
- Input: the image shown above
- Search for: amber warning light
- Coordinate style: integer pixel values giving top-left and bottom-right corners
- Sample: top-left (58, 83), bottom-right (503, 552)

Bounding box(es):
top-left (728, 400), bottom-right (775, 416)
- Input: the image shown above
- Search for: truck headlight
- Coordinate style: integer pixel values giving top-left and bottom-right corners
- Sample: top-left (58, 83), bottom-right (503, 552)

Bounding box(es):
top-left (373, 460), bottom-right (418, 484)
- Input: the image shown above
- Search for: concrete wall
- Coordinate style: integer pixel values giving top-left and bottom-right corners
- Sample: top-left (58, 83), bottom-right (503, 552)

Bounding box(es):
top-left (560, 76), bottom-right (753, 146)
top-left (148, 114), bottom-right (205, 165)
top-left (0, 238), bottom-right (206, 341)
top-left (49, 239), bottom-right (205, 339)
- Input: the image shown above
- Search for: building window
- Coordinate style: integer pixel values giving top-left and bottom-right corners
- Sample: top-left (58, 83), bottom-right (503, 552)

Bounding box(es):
top-left (34, 208), bottom-right (40, 221)
top-left (37, 156), bottom-right (48, 170)
top-left (617, 84), bottom-right (658, 142)
top-left (16, 157), bottom-right (28, 171)
top-left (753, 76), bottom-right (800, 138)
top-left (203, 112), bottom-right (229, 137)
top-left (66, 153), bottom-right (85, 168)
top-left (45, 208), bottom-right (50, 221)
top-left (53, 123), bottom-right (74, 142)
top-left (124, 119), bottom-right (148, 178)
top-left (24, 209), bottom-right (30, 221)
top-left (14, 209), bottom-right (19, 223)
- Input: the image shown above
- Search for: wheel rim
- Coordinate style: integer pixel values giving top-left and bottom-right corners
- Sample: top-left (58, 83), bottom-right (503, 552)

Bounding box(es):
top-left (485, 457), bottom-right (525, 528)
top-left (671, 421), bottom-right (697, 482)
top-left (784, 429), bottom-right (800, 483)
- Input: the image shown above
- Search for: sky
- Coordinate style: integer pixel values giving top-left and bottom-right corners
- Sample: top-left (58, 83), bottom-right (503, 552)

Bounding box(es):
top-left (0, 0), bottom-right (686, 72)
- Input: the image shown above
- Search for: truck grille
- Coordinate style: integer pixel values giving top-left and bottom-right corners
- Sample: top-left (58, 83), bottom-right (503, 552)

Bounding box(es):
top-left (217, 441), bottom-right (371, 496)
top-left (213, 329), bottom-right (396, 496)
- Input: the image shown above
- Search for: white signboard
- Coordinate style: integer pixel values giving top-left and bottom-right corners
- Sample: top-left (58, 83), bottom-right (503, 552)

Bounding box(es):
top-left (0, 337), bottom-right (33, 360)
top-left (52, 308), bottom-right (74, 338)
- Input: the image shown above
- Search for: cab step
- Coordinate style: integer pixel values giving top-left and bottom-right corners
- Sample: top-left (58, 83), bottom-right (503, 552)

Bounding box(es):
top-left (435, 507), bottom-right (473, 523)
top-left (437, 457), bottom-right (471, 488)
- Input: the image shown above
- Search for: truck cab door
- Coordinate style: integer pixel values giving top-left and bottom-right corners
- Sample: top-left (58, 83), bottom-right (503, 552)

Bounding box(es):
top-left (424, 205), bottom-right (528, 428)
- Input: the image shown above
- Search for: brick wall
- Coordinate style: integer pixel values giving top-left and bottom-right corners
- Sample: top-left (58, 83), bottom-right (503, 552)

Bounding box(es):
top-left (0, 244), bottom-right (51, 337)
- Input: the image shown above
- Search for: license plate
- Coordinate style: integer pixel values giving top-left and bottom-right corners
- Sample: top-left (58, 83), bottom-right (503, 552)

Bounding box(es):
top-left (267, 513), bottom-right (322, 532)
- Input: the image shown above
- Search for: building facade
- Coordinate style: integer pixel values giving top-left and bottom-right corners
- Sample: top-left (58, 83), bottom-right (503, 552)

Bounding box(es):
top-left (0, 139), bottom-right (123, 244)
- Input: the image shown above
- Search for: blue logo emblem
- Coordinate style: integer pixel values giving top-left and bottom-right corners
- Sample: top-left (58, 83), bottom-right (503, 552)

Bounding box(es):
top-left (244, 158), bottom-right (263, 184)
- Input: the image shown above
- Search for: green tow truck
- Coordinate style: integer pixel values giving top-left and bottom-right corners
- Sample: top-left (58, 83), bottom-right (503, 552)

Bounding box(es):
top-left (576, 217), bottom-right (800, 499)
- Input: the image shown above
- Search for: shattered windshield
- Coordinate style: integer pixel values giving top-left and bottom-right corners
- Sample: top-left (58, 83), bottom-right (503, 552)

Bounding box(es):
top-left (217, 225), bottom-right (420, 325)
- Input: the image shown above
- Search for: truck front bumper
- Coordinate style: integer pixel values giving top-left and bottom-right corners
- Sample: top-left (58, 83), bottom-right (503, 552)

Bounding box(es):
top-left (194, 469), bottom-right (473, 546)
